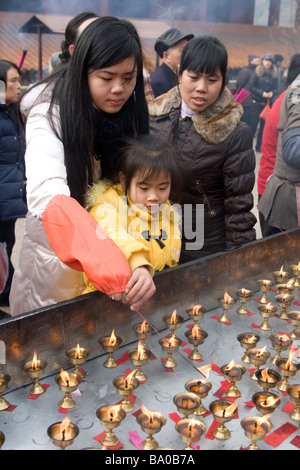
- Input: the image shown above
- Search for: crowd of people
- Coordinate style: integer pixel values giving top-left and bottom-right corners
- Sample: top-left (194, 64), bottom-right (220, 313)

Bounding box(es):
top-left (0, 12), bottom-right (299, 318)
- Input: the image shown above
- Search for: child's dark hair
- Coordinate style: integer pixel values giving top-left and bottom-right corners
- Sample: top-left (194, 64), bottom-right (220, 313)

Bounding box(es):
top-left (120, 134), bottom-right (182, 201)
top-left (179, 35), bottom-right (228, 91)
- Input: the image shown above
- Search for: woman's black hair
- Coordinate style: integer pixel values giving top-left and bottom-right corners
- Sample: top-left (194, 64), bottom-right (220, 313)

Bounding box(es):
top-left (0, 60), bottom-right (23, 126)
top-left (59, 11), bottom-right (99, 63)
top-left (120, 134), bottom-right (182, 201)
top-left (31, 16), bottom-right (149, 207)
top-left (179, 35), bottom-right (228, 91)
top-left (0, 60), bottom-right (20, 85)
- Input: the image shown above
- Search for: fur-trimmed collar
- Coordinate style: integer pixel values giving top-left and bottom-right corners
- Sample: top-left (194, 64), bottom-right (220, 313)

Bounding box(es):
top-left (148, 86), bottom-right (243, 144)
top-left (255, 64), bottom-right (278, 78)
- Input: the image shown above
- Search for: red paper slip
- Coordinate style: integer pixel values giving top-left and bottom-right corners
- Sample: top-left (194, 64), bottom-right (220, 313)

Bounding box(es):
top-left (263, 422), bottom-right (298, 447)
top-left (290, 435), bottom-right (300, 449)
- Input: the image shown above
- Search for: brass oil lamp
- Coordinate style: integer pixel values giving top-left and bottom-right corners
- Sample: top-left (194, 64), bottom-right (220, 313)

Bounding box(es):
top-left (55, 369), bottom-right (82, 409)
top-left (128, 341), bottom-right (150, 382)
top-left (287, 384), bottom-right (300, 421)
top-left (236, 288), bottom-right (253, 315)
top-left (256, 279), bottom-right (274, 304)
top-left (185, 378), bottom-right (212, 415)
top-left (246, 346), bottom-right (271, 380)
top-left (241, 415), bottom-right (272, 450)
top-left (220, 360), bottom-right (246, 397)
top-left (47, 416), bottom-right (79, 450)
top-left (176, 417), bottom-right (206, 450)
top-left (136, 405), bottom-right (166, 450)
top-left (0, 374), bottom-right (11, 411)
top-left (269, 333), bottom-right (293, 364)
top-left (184, 324), bottom-right (208, 360)
top-left (133, 319), bottom-right (154, 350)
top-left (113, 369), bottom-right (140, 412)
top-left (237, 332), bottom-right (260, 363)
top-left (255, 367), bottom-right (281, 392)
top-left (96, 404), bottom-right (126, 448)
top-left (22, 351), bottom-right (48, 395)
top-left (257, 302), bottom-right (277, 331)
top-left (99, 329), bottom-right (123, 368)
top-left (159, 334), bottom-right (182, 369)
top-left (209, 400), bottom-right (238, 440)
top-left (218, 292), bottom-right (235, 323)
top-left (66, 343), bottom-right (89, 379)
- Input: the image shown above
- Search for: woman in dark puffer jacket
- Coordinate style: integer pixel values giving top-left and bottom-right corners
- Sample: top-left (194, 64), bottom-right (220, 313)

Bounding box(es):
top-left (0, 60), bottom-right (27, 306)
top-left (149, 36), bottom-right (256, 263)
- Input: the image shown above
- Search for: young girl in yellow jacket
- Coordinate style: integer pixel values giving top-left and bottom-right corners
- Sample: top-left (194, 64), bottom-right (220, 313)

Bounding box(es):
top-left (84, 134), bottom-right (182, 305)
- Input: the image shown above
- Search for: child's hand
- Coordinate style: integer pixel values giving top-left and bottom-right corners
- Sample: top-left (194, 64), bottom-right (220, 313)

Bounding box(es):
top-left (125, 266), bottom-right (156, 311)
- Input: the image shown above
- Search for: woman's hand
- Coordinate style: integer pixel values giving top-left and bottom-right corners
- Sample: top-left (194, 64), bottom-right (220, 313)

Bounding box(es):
top-left (110, 266), bottom-right (156, 311)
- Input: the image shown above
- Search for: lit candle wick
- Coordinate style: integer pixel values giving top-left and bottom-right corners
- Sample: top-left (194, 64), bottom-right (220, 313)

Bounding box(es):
top-left (254, 420), bottom-right (258, 434)
top-left (62, 429), bottom-right (65, 441)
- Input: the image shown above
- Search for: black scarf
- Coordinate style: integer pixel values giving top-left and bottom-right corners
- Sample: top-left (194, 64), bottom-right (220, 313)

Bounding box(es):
top-left (93, 102), bottom-right (135, 182)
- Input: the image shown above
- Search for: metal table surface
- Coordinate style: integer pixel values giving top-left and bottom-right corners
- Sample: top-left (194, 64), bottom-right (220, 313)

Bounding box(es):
top-left (1, 291), bottom-right (300, 451)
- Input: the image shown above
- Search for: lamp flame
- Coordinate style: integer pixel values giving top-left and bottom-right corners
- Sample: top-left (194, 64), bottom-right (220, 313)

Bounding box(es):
top-left (192, 304), bottom-right (202, 314)
top-left (124, 369), bottom-right (137, 388)
top-left (32, 351), bottom-right (38, 371)
top-left (108, 329), bottom-right (117, 346)
top-left (261, 368), bottom-right (272, 382)
top-left (224, 292), bottom-right (233, 303)
top-left (60, 369), bottom-right (70, 386)
top-left (188, 417), bottom-right (197, 437)
top-left (224, 401), bottom-right (237, 417)
top-left (225, 359), bottom-right (236, 372)
top-left (107, 405), bottom-right (121, 422)
top-left (245, 335), bottom-right (257, 344)
top-left (170, 309), bottom-right (177, 324)
top-left (75, 342), bottom-right (81, 359)
top-left (256, 345), bottom-right (267, 358)
top-left (60, 416), bottom-right (70, 441)
top-left (137, 340), bottom-right (146, 360)
top-left (141, 319), bottom-right (147, 333)
top-left (168, 336), bottom-right (177, 348)
top-left (191, 324), bottom-right (201, 339)
top-left (279, 265), bottom-right (284, 275)
top-left (141, 404), bottom-right (154, 425)
top-left (261, 396), bottom-right (280, 407)
top-left (286, 348), bottom-right (296, 370)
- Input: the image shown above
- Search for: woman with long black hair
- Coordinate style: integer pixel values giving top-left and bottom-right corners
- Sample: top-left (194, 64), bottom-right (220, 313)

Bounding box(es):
top-left (10, 16), bottom-right (155, 315)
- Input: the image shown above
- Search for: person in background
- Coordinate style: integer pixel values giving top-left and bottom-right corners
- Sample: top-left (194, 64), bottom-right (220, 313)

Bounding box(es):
top-left (150, 27), bottom-right (194, 98)
top-left (10, 17), bottom-right (153, 316)
top-left (83, 135), bottom-right (182, 302)
top-left (274, 54), bottom-right (286, 93)
top-left (149, 35), bottom-right (256, 263)
top-left (59, 11), bottom-right (99, 63)
top-left (258, 55), bottom-right (300, 236)
top-left (48, 11), bottom-right (99, 74)
top-left (249, 53), bottom-right (279, 152)
top-left (0, 60), bottom-right (27, 308)
top-left (236, 54), bottom-right (260, 131)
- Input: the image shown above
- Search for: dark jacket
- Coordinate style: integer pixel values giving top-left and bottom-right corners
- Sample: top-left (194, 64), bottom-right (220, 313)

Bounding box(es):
top-left (0, 103), bottom-right (27, 221)
top-left (249, 64), bottom-right (279, 106)
top-left (150, 62), bottom-right (178, 98)
top-left (236, 64), bottom-right (257, 107)
top-left (149, 86), bottom-right (256, 262)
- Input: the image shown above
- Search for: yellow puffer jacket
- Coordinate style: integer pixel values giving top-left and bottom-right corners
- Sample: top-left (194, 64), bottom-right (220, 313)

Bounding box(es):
top-left (84, 181), bottom-right (181, 293)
